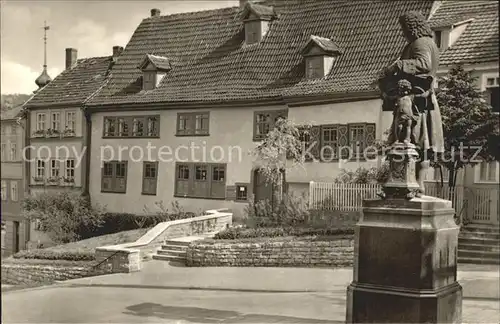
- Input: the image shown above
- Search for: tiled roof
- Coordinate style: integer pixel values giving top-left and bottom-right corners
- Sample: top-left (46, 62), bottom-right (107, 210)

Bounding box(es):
top-left (0, 105), bottom-right (24, 121)
top-left (429, 0), bottom-right (499, 66)
top-left (243, 2), bottom-right (276, 20)
top-left (138, 54), bottom-right (172, 71)
top-left (301, 35), bottom-right (342, 56)
top-left (87, 0), bottom-right (435, 106)
top-left (26, 56), bottom-right (113, 107)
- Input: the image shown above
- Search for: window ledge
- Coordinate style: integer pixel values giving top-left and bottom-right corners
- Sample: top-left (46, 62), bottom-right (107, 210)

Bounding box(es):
top-left (175, 133), bottom-right (210, 137)
top-left (173, 194), bottom-right (225, 200)
top-left (102, 136), bottom-right (160, 139)
top-left (474, 180), bottom-right (499, 184)
top-left (141, 192), bottom-right (157, 196)
top-left (101, 190), bottom-right (127, 194)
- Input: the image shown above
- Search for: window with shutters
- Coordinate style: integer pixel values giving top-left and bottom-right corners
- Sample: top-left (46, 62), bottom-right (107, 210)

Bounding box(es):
top-left (349, 124), bottom-right (365, 158)
top-left (103, 116), bottom-right (159, 138)
top-left (253, 110), bottom-right (288, 141)
top-left (174, 162), bottom-right (226, 199)
top-left (9, 143), bottom-right (17, 161)
top-left (176, 112), bottom-right (209, 136)
top-left (321, 125), bottom-right (338, 160)
top-left (101, 161), bottom-right (128, 193)
top-left (142, 161), bottom-right (158, 195)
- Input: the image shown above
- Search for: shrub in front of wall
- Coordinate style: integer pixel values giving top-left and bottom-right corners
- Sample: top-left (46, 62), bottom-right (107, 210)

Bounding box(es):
top-left (13, 249), bottom-right (96, 261)
top-left (22, 192), bottom-right (105, 244)
top-left (214, 226), bottom-right (354, 240)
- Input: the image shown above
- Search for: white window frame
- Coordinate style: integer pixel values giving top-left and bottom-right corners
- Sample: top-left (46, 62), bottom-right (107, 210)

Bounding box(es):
top-left (36, 159), bottom-right (46, 178)
top-left (65, 111), bottom-right (76, 132)
top-left (10, 181), bottom-right (18, 202)
top-left (475, 161), bottom-right (500, 183)
top-left (50, 159), bottom-right (60, 178)
top-left (1, 181), bottom-right (6, 201)
top-left (65, 159), bottom-right (75, 179)
top-left (51, 112), bottom-right (61, 131)
top-left (36, 113), bottom-right (46, 131)
top-left (482, 73), bottom-right (499, 114)
top-left (306, 56), bottom-right (324, 79)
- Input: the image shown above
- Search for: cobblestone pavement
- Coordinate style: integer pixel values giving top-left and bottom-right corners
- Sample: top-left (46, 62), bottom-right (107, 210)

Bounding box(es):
top-left (2, 262), bottom-right (499, 323)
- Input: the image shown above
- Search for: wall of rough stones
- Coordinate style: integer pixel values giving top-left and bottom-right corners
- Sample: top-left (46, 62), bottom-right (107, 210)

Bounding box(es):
top-left (186, 238), bottom-right (354, 267)
top-left (1, 258), bottom-right (110, 285)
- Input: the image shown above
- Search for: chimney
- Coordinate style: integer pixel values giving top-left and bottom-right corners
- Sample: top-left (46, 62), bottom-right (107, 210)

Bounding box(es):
top-left (65, 48), bottom-right (77, 70)
top-left (113, 46), bottom-right (123, 58)
top-left (151, 8), bottom-right (161, 17)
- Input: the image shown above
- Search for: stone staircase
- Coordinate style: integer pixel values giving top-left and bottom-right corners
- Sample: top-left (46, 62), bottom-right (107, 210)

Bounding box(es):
top-left (152, 234), bottom-right (216, 264)
top-left (458, 224), bottom-right (500, 265)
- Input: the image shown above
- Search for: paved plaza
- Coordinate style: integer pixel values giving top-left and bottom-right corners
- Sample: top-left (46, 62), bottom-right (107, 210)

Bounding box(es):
top-left (2, 262), bottom-right (499, 323)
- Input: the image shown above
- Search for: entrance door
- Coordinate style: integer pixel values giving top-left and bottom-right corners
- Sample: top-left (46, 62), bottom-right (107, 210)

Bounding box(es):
top-left (253, 169), bottom-right (274, 204)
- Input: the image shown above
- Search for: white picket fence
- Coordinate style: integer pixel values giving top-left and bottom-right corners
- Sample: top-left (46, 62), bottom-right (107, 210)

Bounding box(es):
top-left (308, 181), bottom-right (499, 225)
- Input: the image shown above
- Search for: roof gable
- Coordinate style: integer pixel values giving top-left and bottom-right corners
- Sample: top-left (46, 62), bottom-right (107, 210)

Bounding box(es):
top-left (301, 35), bottom-right (342, 56)
top-left (138, 54), bottom-right (172, 72)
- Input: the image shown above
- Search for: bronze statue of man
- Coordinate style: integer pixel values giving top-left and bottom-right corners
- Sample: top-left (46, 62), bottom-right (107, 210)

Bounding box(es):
top-left (378, 11), bottom-right (445, 195)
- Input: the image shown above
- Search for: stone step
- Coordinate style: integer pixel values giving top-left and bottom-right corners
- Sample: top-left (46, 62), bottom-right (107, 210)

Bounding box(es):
top-left (458, 249), bottom-right (500, 260)
top-left (458, 257), bottom-right (500, 265)
top-left (459, 231), bottom-right (500, 240)
top-left (462, 224), bottom-right (500, 234)
top-left (152, 254), bottom-right (186, 263)
top-left (458, 237), bottom-right (500, 246)
top-left (157, 249), bottom-right (187, 257)
top-left (161, 244), bottom-right (188, 251)
top-left (458, 243), bottom-right (500, 253)
top-left (164, 240), bottom-right (192, 247)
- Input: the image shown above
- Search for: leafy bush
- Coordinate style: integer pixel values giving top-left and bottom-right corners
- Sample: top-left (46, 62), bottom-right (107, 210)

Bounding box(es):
top-left (335, 164), bottom-right (389, 184)
top-left (22, 192), bottom-right (105, 244)
top-left (214, 226), bottom-right (354, 240)
top-left (244, 192), bottom-right (310, 228)
top-left (13, 249), bottom-right (95, 261)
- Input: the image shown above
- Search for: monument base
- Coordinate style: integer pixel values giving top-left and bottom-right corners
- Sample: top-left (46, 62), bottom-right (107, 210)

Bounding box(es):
top-left (345, 196), bottom-right (463, 323)
top-left (346, 281), bottom-right (462, 323)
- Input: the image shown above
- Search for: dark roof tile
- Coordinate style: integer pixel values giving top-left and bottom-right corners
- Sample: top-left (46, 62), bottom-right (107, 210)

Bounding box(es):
top-left (87, 0), bottom-right (437, 106)
top-left (26, 56), bottom-right (113, 107)
top-left (429, 0), bottom-right (498, 66)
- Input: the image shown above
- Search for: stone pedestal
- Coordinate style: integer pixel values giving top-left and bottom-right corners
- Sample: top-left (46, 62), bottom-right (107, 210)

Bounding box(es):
top-left (345, 142), bottom-right (462, 323)
top-left (345, 196), bottom-right (463, 323)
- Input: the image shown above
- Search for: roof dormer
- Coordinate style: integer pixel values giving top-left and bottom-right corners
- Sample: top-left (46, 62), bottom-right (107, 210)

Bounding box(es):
top-left (431, 18), bottom-right (474, 52)
top-left (137, 54), bottom-right (171, 91)
top-left (301, 35), bottom-right (342, 80)
top-left (241, 1), bottom-right (276, 45)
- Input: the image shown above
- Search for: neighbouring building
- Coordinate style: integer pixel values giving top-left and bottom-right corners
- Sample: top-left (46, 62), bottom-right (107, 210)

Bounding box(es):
top-left (84, 0), bottom-right (441, 218)
top-left (1, 106), bottom-right (28, 256)
top-left (424, 0), bottom-right (499, 225)
top-left (23, 46), bottom-right (120, 246)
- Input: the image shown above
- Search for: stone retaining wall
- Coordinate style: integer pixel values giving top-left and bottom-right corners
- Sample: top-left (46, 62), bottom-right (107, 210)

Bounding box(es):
top-left (186, 238), bottom-right (354, 267)
top-left (1, 259), bottom-right (110, 285)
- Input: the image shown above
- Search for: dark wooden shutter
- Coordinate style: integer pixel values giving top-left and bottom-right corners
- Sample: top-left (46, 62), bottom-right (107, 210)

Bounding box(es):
top-left (365, 123), bottom-right (377, 159)
top-left (338, 125), bottom-right (349, 159)
top-left (309, 126), bottom-right (321, 160)
top-left (225, 185), bottom-right (237, 200)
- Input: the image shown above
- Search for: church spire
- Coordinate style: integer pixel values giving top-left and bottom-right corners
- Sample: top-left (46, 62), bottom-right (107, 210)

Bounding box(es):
top-left (35, 21), bottom-right (52, 90)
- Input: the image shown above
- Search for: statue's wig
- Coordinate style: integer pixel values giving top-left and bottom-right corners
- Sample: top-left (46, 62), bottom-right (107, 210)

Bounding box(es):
top-left (399, 11), bottom-right (434, 42)
top-left (396, 79), bottom-right (412, 96)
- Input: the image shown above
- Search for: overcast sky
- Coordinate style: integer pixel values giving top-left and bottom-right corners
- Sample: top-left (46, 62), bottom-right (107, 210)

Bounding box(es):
top-left (0, 0), bottom-right (238, 94)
